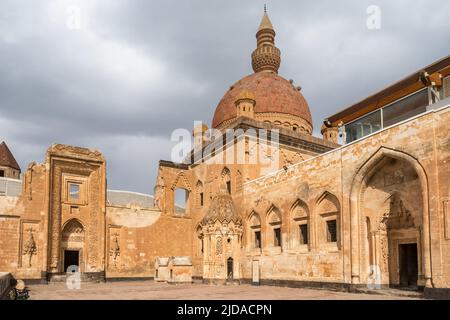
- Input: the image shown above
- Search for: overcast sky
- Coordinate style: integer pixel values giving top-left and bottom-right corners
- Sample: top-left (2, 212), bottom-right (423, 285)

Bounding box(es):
top-left (1, 0), bottom-right (449, 194)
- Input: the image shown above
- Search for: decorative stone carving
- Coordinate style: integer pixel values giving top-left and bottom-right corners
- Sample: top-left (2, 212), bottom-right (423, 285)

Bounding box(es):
top-left (379, 193), bottom-right (415, 230)
top-left (22, 227), bottom-right (37, 267)
top-left (109, 233), bottom-right (120, 267)
top-left (380, 236), bottom-right (389, 273)
top-left (47, 144), bottom-right (104, 161)
top-left (201, 186), bottom-right (243, 282)
top-left (171, 172), bottom-right (192, 191)
top-left (292, 200), bottom-right (308, 219)
top-left (216, 236), bottom-right (223, 255)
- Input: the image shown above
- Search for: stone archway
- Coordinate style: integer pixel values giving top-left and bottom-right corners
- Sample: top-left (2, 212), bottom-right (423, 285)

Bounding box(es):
top-left (350, 147), bottom-right (431, 288)
top-left (61, 219), bottom-right (85, 273)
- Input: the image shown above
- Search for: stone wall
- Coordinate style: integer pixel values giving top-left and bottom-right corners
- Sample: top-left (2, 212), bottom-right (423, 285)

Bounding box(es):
top-left (105, 203), bottom-right (192, 278)
top-left (239, 105), bottom-right (450, 289)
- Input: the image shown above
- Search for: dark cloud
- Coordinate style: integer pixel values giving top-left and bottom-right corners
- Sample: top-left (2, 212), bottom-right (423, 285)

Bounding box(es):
top-left (1, 0), bottom-right (449, 193)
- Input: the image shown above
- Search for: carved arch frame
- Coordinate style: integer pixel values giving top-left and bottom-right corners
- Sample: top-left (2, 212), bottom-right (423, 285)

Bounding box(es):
top-left (349, 147), bottom-right (431, 287)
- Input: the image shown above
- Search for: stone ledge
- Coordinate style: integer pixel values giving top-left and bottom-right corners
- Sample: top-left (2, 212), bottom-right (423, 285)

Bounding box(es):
top-left (105, 276), bottom-right (154, 282)
top-left (240, 278), bottom-right (351, 292)
top-left (424, 287), bottom-right (450, 300)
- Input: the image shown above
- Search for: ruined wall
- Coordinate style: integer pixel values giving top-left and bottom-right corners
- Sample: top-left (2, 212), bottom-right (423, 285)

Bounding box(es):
top-left (0, 144), bottom-right (106, 280)
top-left (105, 205), bottom-right (192, 278)
top-left (0, 162), bottom-right (48, 280)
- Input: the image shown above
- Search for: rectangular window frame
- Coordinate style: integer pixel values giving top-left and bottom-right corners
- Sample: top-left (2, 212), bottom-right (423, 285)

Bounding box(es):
top-left (299, 224), bottom-right (308, 245)
top-left (326, 220), bottom-right (338, 243)
top-left (273, 227), bottom-right (281, 247)
top-left (254, 230), bottom-right (261, 249)
top-left (69, 183), bottom-right (80, 200)
top-left (63, 174), bottom-right (88, 205)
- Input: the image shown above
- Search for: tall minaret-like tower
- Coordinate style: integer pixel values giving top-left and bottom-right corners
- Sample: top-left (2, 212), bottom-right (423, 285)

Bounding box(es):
top-left (251, 7), bottom-right (281, 73)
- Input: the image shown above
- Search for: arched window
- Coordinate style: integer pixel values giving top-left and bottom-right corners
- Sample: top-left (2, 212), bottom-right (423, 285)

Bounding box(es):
top-left (267, 206), bottom-right (282, 248)
top-left (248, 211), bottom-right (262, 250)
top-left (171, 172), bottom-right (191, 216)
top-left (290, 199), bottom-right (309, 248)
top-left (174, 188), bottom-right (189, 215)
top-left (316, 192), bottom-right (340, 247)
top-left (196, 225), bottom-right (203, 256)
top-left (196, 180), bottom-right (204, 207)
top-left (221, 167), bottom-right (231, 194)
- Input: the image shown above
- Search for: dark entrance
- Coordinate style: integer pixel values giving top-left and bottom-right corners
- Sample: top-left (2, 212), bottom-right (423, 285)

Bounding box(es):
top-left (399, 243), bottom-right (418, 287)
top-left (64, 250), bottom-right (79, 273)
top-left (227, 257), bottom-right (233, 280)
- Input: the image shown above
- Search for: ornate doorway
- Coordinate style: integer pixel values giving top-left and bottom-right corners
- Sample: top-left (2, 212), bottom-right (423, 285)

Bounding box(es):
top-left (61, 219), bottom-right (84, 273)
top-left (358, 152), bottom-right (425, 288)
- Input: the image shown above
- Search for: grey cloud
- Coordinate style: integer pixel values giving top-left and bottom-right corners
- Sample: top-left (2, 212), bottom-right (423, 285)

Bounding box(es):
top-left (0, 0), bottom-right (449, 193)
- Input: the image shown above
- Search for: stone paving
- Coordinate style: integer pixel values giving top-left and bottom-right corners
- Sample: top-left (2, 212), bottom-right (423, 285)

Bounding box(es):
top-left (27, 281), bottom-right (421, 300)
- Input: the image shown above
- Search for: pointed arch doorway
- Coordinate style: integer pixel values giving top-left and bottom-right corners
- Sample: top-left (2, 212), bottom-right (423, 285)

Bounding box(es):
top-left (61, 219), bottom-right (85, 273)
top-left (351, 147), bottom-right (429, 289)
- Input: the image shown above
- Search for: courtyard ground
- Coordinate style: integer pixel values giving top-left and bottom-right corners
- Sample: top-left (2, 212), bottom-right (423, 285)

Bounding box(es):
top-left (27, 280), bottom-right (421, 300)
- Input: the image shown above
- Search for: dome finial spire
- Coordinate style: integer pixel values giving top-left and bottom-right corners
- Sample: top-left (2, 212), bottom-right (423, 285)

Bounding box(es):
top-left (251, 9), bottom-right (280, 73)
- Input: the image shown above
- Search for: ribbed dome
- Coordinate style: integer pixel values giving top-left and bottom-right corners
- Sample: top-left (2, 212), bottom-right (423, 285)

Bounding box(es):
top-left (212, 72), bottom-right (312, 129)
top-left (201, 187), bottom-right (242, 225)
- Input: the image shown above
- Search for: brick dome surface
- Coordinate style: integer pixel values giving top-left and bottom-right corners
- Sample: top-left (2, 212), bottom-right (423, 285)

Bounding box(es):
top-left (212, 72), bottom-right (312, 128)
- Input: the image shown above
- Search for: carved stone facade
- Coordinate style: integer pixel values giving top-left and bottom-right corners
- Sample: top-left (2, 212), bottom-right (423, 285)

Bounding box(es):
top-left (200, 186), bottom-right (243, 283)
top-left (0, 144), bottom-right (106, 281)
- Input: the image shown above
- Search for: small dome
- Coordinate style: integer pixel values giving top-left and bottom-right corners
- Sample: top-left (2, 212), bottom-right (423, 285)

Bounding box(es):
top-left (212, 72), bottom-right (312, 129)
top-left (235, 89), bottom-right (256, 103)
top-left (201, 187), bottom-right (242, 225)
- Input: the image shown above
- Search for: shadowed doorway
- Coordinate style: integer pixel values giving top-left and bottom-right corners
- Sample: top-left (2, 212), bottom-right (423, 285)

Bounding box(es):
top-left (399, 243), bottom-right (418, 288)
top-left (64, 250), bottom-right (79, 272)
top-left (227, 257), bottom-right (233, 281)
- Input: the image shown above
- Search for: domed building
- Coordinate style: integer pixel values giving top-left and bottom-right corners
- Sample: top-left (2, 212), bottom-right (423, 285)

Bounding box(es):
top-left (212, 11), bottom-right (313, 135)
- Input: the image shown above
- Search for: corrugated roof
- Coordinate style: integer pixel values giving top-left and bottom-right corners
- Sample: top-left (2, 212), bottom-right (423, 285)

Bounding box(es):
top-left (107, 190), bottom-right (155, 208)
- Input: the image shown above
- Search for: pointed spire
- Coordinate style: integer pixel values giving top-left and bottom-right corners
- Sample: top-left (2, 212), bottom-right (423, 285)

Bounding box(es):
top-left (0, 141), bottom-right (21, 171)
top-left (258, 11), bottom-right (274, 32)
top-left (251, 8), bottom-right (281, 73)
